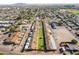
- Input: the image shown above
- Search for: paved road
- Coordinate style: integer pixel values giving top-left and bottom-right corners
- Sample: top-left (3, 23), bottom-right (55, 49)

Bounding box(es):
top-left (30, 22), bottom-right (37, 49)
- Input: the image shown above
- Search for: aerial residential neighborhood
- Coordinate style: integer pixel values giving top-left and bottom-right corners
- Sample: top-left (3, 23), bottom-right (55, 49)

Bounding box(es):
top-left (0, 4), bottom-right (79, 55)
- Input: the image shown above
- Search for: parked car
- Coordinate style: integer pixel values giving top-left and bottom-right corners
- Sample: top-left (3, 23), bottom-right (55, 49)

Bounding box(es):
top-left (25, 42), bottom-right (30, 49)
top-left (29, 32), bottom-right (32, 37)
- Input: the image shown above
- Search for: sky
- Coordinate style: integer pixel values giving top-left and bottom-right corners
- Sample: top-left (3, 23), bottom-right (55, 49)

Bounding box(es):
top-left (0, 0), bottom-right (78, 4)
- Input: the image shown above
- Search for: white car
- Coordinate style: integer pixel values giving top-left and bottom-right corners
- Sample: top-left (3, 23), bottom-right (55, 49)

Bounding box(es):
top-left (28, 37), bottom-right (32, 42)
top-left (25, 42), bottom-right (30, 49)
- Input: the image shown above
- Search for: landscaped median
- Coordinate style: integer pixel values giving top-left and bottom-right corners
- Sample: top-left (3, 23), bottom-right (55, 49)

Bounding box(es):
top-left (37, 21), bottom-right (44, 50)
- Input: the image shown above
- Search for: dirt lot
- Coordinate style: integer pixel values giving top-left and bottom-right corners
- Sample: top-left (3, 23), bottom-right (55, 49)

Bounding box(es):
top-left (52, 26), bottom-right (76, 44)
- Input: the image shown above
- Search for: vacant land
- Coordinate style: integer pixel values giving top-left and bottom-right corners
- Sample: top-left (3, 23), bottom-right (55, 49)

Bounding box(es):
top-left (52, 26), bottom-right (78, 46)
top-left (65, 9), bottom-right (79, 14)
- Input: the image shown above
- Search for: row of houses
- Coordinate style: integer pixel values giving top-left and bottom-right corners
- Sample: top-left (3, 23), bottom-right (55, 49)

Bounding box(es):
top-left (0, 20), bottom-right (16, 27)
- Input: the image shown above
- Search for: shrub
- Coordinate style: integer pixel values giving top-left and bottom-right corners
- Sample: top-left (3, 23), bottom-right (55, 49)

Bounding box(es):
top-left (71, 39), bottom-right (78, 44)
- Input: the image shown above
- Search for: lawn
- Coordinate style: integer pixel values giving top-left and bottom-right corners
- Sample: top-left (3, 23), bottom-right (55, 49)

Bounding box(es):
top-left (37, 21), bottom-right (44, 49)
top-left (65, 9), bottom-right (79, 14)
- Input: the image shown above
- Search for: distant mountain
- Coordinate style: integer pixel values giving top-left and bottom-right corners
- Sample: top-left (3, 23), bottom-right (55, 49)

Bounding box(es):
top-left (9, 3), bottom-right (28, 6)
top-left (0, 3), bottom-right (77, 8)
top-left (0, 3), bottom-right (29, 7)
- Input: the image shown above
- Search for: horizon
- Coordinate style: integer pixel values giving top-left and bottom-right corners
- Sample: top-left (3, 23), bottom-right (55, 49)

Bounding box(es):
top-left (0, 0), bottom-right (78, 5)
top-left (0, 3), bottom-right (78, 6)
